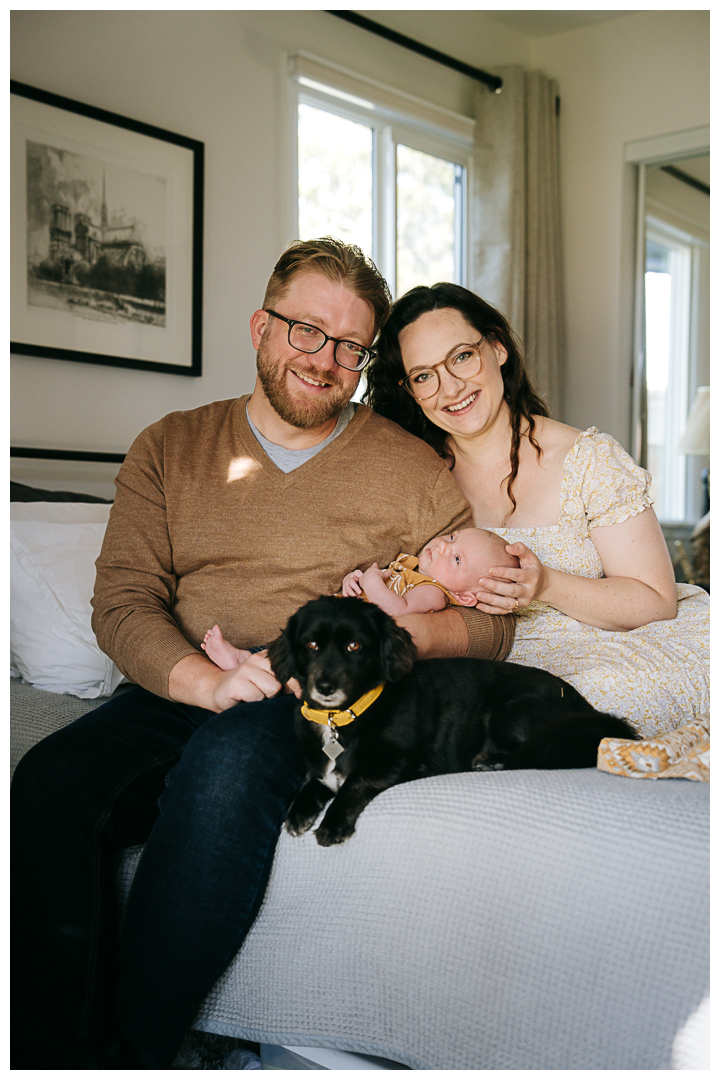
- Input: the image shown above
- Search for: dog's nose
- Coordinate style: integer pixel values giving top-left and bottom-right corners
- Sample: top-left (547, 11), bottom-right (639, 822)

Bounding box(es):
top-left (316, 677), bottom-right (337, 696)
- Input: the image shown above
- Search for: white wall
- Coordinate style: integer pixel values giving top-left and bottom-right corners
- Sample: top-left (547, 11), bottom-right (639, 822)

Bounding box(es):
top-left (11, 9), bottom-right (709, 461)
top-left (531, 9), bottom-right (709, 442)
top-left (10, 9), bottom-right (529, 461)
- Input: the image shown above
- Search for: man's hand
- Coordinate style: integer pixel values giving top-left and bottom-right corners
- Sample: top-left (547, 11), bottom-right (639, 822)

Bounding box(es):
top-left (168, 650), bottom-right (283, 713)
top-left (209, 650), bottom-right (284, 712)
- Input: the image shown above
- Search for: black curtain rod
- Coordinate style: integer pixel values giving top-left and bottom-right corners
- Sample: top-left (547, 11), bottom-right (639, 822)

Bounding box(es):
top-left (326, 10), bottom-right (503, 94)
top-left (10, 447), bottom-right (126, 463)
top-left (660, 165), bottom-right (710, 197)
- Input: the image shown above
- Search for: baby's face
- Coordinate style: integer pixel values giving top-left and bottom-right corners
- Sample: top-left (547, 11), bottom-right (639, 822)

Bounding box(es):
top-left (417, 528), bottom-right (511, 596)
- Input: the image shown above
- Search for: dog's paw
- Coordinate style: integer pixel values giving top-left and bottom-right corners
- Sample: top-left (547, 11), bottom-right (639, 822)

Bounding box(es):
top-left (471, 755), bottom-right (506, 772)
top-left (314, 822), bottom-right (354, 846)
top-left (284, 813), bottom-right (317, 837)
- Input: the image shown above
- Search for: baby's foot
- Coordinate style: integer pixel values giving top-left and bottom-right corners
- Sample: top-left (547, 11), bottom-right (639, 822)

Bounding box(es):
top-left (202, 625), bottom-right (251, 671)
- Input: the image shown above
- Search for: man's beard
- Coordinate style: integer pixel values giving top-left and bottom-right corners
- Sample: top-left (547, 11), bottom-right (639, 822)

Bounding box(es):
top-left (256, 338), bottom-right (358, 430)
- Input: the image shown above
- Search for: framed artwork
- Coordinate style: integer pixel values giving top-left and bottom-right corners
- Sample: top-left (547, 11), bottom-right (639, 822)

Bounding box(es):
top-left (10, 81), bottom-right (204, 376)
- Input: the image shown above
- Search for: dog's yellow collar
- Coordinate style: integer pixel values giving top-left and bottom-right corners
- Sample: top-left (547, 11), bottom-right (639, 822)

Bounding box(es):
top-left (301, 683), bottom-right (385, 727)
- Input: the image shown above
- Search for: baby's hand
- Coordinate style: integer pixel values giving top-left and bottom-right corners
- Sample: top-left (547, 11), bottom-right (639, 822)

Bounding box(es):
top-left (361, 563), bottom-right (389, 588)
top-left (342, 569), bottom-right (364, 597)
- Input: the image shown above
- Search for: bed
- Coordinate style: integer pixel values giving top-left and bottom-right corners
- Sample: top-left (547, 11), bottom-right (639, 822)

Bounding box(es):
top-left (10, 457), bottom-right (710, 1069)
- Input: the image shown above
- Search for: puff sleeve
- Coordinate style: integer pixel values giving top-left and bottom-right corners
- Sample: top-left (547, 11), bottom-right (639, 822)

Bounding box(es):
top-left (562, 428), bottom-right (653, 534)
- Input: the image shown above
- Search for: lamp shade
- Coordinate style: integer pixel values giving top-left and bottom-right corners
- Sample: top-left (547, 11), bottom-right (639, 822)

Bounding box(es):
top-left (676, 386), bottom-right (710, 455)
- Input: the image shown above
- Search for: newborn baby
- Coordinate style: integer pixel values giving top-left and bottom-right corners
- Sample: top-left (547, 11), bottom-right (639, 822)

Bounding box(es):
top-left (202, 528), bottom-right (520, 671)
top-left (341, 527), bottom-right (520, 615)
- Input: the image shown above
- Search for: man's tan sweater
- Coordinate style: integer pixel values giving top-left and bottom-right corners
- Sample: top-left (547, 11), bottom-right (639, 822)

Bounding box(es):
top-left (91, 397), bottom-right (513, 698)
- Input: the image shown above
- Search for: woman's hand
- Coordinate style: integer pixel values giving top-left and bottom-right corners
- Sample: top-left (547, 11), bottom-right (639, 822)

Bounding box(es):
top-left (473, 542), bottom-right (547, 615)
top-left (473, 511), bottom-right (678, 630)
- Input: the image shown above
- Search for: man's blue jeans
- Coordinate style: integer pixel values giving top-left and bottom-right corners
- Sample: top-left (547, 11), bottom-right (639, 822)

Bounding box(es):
top-left (11, 686), bottom-right (306, 1069)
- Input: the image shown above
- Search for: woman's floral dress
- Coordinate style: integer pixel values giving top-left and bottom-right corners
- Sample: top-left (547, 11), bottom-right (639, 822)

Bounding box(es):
top-left (487, 429), bottom-right (710, 736)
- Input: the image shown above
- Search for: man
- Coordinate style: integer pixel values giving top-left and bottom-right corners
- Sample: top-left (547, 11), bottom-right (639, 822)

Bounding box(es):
top-left (12, 239), bottom-right (513, 1069)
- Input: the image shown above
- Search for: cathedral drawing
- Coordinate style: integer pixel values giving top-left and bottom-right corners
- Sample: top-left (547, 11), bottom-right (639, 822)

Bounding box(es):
top-left (47, 172), bottom-right (147, 283)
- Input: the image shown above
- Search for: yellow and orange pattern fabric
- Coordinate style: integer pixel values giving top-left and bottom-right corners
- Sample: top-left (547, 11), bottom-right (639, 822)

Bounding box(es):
top-left (597, 713), bottom-right (709, 781)
top-left (383, 554), bottom-right (462, 606)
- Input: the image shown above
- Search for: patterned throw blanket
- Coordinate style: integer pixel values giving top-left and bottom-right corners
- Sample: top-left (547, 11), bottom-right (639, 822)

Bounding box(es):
top-left (598, 713), bottom-right (709, 782)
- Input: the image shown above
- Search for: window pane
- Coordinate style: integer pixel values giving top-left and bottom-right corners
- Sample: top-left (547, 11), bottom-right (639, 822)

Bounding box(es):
top-left (644, 234), bottom-right (690, 521)
top-left (298, 104), bottom-right (373, 255)
top-left (645, 267), bottom-right (671, 515)
top-left (396, 144), bottom-right (459, 297)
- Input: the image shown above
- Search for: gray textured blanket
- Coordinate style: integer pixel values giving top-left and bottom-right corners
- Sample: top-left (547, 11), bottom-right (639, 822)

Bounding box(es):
top-left (119, 768), bottom-right (709, 1070)
top-left (11, 678), bottom-right (708, 1069)
top-left (10, 678), bottom-right (134, 777)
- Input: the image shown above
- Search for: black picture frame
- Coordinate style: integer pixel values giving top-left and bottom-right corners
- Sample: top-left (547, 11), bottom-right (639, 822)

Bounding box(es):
top-left (10, 80), bottom-right (204, 376)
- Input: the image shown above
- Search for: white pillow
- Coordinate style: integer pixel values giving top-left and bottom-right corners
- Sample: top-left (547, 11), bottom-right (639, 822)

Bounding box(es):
top-left (10, 503), bottom-right (126, 698)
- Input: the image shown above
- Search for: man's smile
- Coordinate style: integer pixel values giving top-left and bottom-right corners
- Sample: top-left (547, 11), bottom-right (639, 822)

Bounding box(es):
top-left (290, 367), bottom-right (334, 390)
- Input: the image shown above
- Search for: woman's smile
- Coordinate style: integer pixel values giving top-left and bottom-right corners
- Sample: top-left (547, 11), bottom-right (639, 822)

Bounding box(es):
top-left (444, 390), bottom-right (479, 414)
top-left (399, 308), bottom-right (507, 440)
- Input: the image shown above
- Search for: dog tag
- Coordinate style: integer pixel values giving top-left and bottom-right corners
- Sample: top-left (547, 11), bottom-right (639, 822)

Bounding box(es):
top-left (323, 721), bottom-right (344, 760)
top-left (323, 735), bottom-right (344, 760)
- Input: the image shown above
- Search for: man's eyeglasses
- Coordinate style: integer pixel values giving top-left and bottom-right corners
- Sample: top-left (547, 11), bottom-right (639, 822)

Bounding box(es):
top-left (399, 339), bottom-right (486, 401)
top-left (263, 310), bottom-right (375, 372)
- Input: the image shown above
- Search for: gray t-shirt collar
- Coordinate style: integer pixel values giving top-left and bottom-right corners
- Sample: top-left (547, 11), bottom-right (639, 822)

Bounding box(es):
top-left (246, 402), bottom-right (356, 473)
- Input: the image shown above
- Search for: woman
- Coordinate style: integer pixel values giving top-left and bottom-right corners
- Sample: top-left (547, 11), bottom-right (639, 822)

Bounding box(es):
top-left (365, 283), bottom-right (709, 736)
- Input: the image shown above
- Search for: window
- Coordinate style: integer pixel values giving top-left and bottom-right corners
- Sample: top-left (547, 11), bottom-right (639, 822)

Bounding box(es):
top-left (291, 58), bottom-right (472, 299)
top-left (644, 229), bottom-right (692, 521)
top-left (395, 145), bottom-right (463, 297)
top-left (298, 103), bottom-right (373, 256)
top-left (642, 207), bottom-right (709, 523)
top-left (633, 149), bottom-right (710, 524)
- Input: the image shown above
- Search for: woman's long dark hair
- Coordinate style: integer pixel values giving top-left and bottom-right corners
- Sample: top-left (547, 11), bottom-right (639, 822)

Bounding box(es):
top-left (364, 283), bottom-right (549, 520)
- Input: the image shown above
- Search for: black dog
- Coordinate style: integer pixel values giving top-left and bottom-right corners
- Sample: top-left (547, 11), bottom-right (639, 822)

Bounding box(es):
top-left (268, 596), bottom-right (637, 847)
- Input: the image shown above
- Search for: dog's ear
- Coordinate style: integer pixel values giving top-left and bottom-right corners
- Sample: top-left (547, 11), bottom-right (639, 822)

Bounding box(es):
top-left (266, 622), bottom-right (297, 685)
top-left (376, 611), bottom-right (416, 682)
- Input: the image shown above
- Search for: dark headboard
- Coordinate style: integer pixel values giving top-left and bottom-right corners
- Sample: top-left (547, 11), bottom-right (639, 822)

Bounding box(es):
top-left (10, 447), bottom-right (126, 503)
top-left (10, 447), bottom-right (126, 463)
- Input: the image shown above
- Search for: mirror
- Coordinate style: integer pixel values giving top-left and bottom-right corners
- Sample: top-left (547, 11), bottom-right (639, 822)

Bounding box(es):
top-left (642, 154), bottom-right (709, 524)
top-left (628, 129), bottom-right (710, 529)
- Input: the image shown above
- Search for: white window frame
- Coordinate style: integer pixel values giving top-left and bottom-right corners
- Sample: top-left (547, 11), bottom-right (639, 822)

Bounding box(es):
top-left (643, 214), bottom-right (709, 523)
top-left (644, 222), bottom-right (692, 521)
top-left (625, 126), bottom-right (709, 464)
top-left (287, 53), bottom-right (474, 297)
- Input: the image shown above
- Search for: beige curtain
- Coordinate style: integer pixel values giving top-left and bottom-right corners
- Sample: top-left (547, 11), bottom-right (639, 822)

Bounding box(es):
top-left (469, 66), bottom-right (565, 418)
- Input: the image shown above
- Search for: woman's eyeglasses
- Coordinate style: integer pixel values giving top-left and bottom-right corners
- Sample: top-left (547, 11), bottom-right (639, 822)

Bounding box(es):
top-left (399, 339), bottom-right (485, 400)
top-left (263, 309), bottom-right (375, 372)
